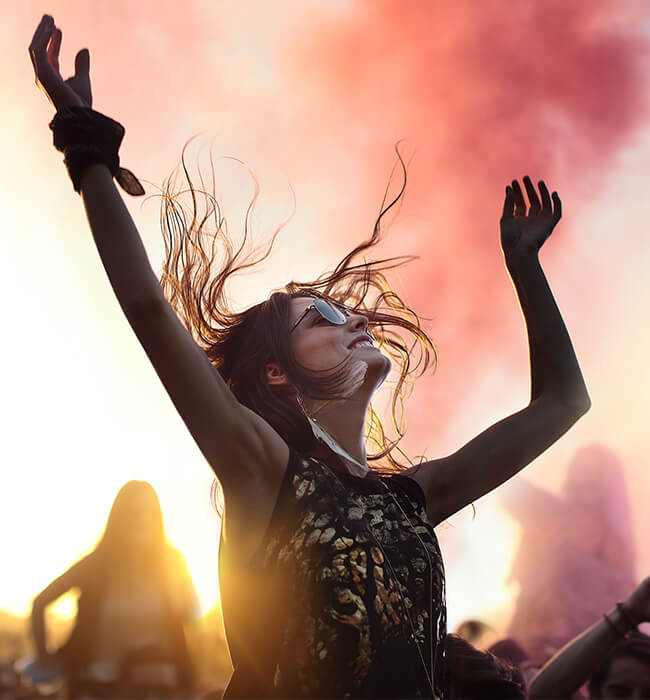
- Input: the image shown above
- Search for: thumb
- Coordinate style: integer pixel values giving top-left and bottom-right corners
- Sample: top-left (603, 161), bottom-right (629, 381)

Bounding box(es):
top-left (74, 48), bottom-right (90, 78)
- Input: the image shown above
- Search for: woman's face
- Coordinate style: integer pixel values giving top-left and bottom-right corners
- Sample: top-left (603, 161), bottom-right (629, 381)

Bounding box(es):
top-left (288, 297), bottom-right (391, 390)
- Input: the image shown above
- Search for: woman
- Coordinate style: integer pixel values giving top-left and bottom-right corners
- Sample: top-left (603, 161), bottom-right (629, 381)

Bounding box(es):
top-left (28, 14), bottom-right (590, 699)
top-left (29, 481), bottom-right (198, 698)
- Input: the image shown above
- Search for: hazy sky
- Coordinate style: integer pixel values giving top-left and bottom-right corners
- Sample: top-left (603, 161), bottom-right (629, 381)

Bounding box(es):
top-left (2, 0), bottom-right (650, 636)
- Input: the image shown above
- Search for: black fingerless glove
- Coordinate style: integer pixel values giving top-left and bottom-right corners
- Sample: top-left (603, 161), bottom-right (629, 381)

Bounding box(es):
top-left (49, 107), bottom-right (145, 196)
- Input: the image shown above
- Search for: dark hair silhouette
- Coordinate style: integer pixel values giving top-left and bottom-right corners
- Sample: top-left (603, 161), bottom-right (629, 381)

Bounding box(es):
top-left (93, 480), bottom-right (166, 569)
top-left (158, 145), bottom-right (436, 475)
top-left (445, 634), bottom-right (526, 700)
top-left (488, 637), bottom-right (531, 669)
top-left (588, 632), bottom-right (650, 698)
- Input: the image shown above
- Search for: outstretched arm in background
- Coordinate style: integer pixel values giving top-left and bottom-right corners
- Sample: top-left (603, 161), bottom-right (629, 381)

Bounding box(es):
top-left (30, 558), bottom-right (90, 665)
top-left (528, 577), bottom-right (650, 699)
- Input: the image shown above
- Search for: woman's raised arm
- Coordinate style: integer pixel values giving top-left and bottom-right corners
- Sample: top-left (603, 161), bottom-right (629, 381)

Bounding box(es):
top-left (405, 177), bottom-right (590, 525)
top-left (28, 15), bottom-right (288, 490)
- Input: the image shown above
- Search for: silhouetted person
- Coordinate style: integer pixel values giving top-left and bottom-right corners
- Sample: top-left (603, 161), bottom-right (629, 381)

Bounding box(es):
top-left (29, 14), bottom-right (590, 698)
top-left (504, 443), bottom-right (636, 660)
top-left (30, 481), bottom-right (198, 698)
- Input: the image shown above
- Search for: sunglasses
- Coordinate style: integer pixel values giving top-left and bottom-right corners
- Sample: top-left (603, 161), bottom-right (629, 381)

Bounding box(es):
top-left (290, 298), bottom-right (376, 341)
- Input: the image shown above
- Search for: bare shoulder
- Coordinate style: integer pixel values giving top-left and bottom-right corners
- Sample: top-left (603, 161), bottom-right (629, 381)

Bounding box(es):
top-left (219, 406), bottom-right (290, 567)
top-left (399, 458), bottom-right (454, 527)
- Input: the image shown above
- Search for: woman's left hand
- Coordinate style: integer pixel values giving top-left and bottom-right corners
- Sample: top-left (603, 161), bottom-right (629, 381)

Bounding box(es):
top-left (500, 176), bottom-right (562, 258)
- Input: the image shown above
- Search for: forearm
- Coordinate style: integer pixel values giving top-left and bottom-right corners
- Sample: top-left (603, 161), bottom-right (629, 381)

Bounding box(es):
top-left (80, 164), bottom-right (164, 315)
top-left (505, 251), bottom-right (590, 410)
top-left (30, 603), bottom-right (48, 658)
top-left (528, 606), bottom-right (633, 699)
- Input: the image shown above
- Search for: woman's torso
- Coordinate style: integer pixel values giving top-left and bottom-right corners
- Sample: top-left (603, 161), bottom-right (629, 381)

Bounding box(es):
top-left (59, 551), bottom-right (194, 690)
top-left (219, 447), bottom-right (447, 698)
top-left (81, 575), bottom-right (175, 683)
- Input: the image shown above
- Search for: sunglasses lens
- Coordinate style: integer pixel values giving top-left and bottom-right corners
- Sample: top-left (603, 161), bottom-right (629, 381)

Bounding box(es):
top-left (314, 298), bottom-right (347, 324)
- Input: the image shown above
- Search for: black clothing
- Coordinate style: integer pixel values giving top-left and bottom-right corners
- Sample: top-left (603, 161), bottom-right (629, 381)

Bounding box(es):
top-left (220, 448), bottom-right (447, 698)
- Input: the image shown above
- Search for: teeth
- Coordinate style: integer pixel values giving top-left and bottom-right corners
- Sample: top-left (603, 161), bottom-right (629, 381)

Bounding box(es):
top-left (354, 341), bottom-right (373, 348)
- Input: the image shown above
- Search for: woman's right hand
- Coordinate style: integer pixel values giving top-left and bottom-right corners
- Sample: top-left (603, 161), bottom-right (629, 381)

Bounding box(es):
top-left (623, 576), bottom-right (650, 624)
top-left (29, 14), bottom-right (92, 111)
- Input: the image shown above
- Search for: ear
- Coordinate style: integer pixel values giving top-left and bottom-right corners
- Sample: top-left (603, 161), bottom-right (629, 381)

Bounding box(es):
top-left (265, 362), bottom-right (291, 388)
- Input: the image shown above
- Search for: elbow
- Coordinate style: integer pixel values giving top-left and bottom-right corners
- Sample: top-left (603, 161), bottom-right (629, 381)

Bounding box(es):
top-left (31, 593), bottom-right (46, 617)
top-left (571, 391), bottom-right (592, 417)
top-left (547, 387), bottom-right (591, 418)
top-left (563, 391), bottom-right (591, 417)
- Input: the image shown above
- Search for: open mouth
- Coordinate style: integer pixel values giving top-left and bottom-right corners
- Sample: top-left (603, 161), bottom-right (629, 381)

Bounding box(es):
top-left (349, 338), bottom-right (374, 349)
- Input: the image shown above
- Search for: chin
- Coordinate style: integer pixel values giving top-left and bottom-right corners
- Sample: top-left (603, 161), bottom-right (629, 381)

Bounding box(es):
top-left (368, 353), bottom-right (392, 384)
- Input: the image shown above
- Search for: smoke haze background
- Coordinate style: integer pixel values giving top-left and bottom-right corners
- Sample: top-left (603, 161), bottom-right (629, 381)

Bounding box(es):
top-left (1, 0), bottom-right (650, 637)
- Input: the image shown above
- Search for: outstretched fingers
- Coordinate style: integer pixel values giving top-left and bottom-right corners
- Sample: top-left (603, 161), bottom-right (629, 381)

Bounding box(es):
top-left (74, 48), bottom-right (90, 79)
top-left (538, 180), bottom-right (552, 215)
top-left (502, 185), bottom-right (514, 219)
top-left (522, 175), bottom-right (541, 215)
top-left (29, 15), bottom-right (58, 83)
top-left (511, 180), bottom-right (527, 216)
top-left (552, 191), bottom-right (562, 222)
top-left (29, 15), bottom-right (53, 63)
top-left (503, 176), bottom-right (562, 226)
top-left (47, 27), bottom-right (62, 73)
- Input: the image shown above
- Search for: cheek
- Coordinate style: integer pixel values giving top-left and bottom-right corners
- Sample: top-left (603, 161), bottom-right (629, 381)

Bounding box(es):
top-left (294, 333), bottom-right (344, 368)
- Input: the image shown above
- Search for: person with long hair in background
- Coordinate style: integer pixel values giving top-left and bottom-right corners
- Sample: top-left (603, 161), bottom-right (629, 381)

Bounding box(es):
top-left (29, 481), bottom-right (198, 698)
top-left (28, 14), bottom-right (591, 699)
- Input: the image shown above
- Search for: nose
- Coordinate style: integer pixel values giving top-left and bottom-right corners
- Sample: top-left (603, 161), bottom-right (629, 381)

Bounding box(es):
top-left (348, 311), bottom-right (376, 341)
top-left (348, 311), bottom-right (368, 332)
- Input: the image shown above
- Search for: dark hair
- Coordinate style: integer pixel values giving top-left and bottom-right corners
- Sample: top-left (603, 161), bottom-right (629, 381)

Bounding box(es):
top-left (588, 632), bottom-right (650, 698)
top-left (488, 638), bottom-right (531, 669)
top-left (445, 634), bottom-right (527, 700)
top-left (94, 480), bottom-right (166, 569)
top-left (158, 144), bottom-right (436, 477)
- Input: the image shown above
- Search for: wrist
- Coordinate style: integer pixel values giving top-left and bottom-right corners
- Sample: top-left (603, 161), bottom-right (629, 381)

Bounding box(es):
top-left (503, 247), bottom-right (540, 268)
top-left (49, 108), bottom-right (144, 197)
top-left (603, 608), bottom-right (628, 637)
top-left (619, 600), bottom-right (643, 627)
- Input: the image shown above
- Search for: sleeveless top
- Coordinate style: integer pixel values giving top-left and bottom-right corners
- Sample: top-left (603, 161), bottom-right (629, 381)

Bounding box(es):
top-left (219, 447), bottom-right (447, 699)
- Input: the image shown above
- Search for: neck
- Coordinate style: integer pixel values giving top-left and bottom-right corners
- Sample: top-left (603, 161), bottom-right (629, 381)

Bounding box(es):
top-left (307, 395), bottom-right (370, 473)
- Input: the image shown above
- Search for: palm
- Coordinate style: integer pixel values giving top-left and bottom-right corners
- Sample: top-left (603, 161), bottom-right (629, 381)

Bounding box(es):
top-left (500, 177), bottom-right (562, 256)
top-left (63, 71), bottom-right (92, 108)
top-left (29, 15), bottom-right (92, 111)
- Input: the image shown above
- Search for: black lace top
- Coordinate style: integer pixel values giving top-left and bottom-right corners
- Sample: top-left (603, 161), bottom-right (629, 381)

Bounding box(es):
top-left (219, 447), bottom-right (447, 699)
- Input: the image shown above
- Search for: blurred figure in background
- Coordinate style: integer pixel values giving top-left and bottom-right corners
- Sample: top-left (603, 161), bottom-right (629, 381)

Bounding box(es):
top-left (487, 637), bottom-right (545, 690)
top-left (528, 577), bottom-right (650, 699)
top-left (444, 634), bottom-right (526, 699)
top-left (27, 480), bottom-right (199, 699)
top-left (454, 619), bottom-right (494, 648)
top-left (503, 443), bottom-right (636, 660)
